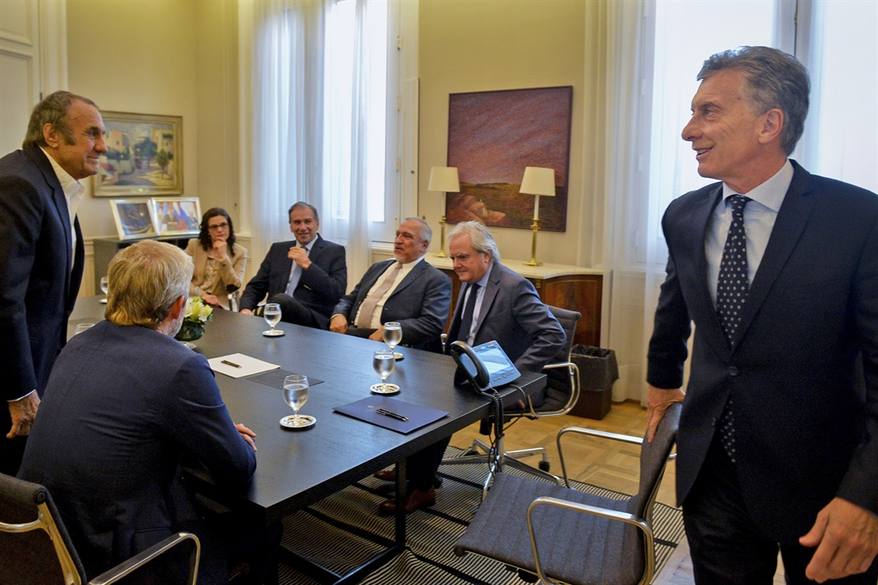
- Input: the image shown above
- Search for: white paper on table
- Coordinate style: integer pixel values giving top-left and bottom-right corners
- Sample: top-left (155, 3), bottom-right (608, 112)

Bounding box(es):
top-left (208, 353), bottom-right (280, 378)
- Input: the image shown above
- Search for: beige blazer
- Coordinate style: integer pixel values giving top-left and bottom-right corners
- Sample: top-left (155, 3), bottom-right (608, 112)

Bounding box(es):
top-left (185, 239), bottom-right (248, 307)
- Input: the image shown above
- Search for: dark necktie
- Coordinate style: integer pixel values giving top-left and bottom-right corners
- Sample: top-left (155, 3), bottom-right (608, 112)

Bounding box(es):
top-left (716, 194), bottom-right (751, 463)
top-left (451, 283), bottom-right (480, 342)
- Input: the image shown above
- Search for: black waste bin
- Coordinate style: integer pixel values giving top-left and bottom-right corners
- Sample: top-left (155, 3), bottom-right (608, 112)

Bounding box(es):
top-left (570, 345), bottom-right (618, 420)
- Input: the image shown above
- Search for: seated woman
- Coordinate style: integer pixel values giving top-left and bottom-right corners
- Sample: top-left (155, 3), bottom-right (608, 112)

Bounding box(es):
top-left (185, 208), bottom-right (248, 309)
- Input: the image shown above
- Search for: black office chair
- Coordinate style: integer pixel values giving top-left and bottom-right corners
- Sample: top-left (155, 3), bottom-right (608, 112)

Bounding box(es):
top-left (443, 305), bottom-right (581, 479)
top-left (454, 402), bottom-right (681, 585)
top-left (0, 473), bottom-right (200, 585)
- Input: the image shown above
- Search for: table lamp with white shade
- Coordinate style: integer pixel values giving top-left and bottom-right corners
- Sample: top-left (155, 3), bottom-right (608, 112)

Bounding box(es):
top-left (519, 166), bottom-right (556, 266)
top-left (427, 166), bottom-right (460, 257)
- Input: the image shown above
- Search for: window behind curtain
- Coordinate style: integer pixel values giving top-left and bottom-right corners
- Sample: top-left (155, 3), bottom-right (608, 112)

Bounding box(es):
top-left (323, 0), bottom-right (393, 240)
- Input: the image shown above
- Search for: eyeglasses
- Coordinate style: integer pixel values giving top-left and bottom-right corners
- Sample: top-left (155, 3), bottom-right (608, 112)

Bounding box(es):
top-left (208, 222), bottom-right (229, 230)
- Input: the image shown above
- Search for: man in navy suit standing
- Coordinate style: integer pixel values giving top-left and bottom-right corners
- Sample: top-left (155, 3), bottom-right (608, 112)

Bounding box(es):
top-left (329, 217), bottom-right (450, 351)
top-left (240, 201), bottom-right (347, 329)
top-left (646, 46), bottom-right (878, 584)
top-left (0, 91), bottom-right (105, 475)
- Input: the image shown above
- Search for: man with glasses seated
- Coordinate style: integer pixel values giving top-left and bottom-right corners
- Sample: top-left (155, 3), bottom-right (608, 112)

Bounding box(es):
top-left (375, 221), bottom-right (565, 515)
top-left (329, 217), bottom-right (450, 352)
top-left (240, 201), bottom-right (347, 329)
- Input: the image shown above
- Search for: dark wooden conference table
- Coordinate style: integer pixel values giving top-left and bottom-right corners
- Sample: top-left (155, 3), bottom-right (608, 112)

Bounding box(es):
top-left (69, 297), bottom-right (546, 583)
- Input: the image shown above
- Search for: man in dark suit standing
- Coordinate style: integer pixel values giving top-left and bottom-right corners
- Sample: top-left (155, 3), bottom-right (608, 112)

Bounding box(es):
top-left (19, 240), bottom-right (263, 583)
top-left (0, 91), bottom-right (105, 475)
top-left (646, 46), bottom-right (878, 584)
top-left (376, 220), bottom-right (564, 515)
top-left (239, 201), bottom-right (347, 329)
top-left (329, 217), bottom-right (450, 351)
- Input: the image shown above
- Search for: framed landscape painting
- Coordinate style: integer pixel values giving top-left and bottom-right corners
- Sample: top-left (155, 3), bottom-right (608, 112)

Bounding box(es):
top-left (93, 112), bottom-right (183, 197)
top-left (445, 86), bottom-right (572, 232)
top-left (109, 199), bottom-right (157, 240)
top-left (151, 197), bottom-right (201, 236)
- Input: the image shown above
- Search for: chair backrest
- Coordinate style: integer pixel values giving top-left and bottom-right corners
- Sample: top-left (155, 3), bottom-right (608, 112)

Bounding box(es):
top-left (539, 305), bottom-right (582, 413)
top-left (631, 402), bottom-right (681, 522)
top-left (0, 472), bottom-right (86, 585)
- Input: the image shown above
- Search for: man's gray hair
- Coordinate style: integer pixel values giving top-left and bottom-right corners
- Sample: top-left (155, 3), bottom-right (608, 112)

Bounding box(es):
top-left (105, 240), bottom-right (193, 328)
top-left (698, 46), bottom-right (809, 155)
top-left (22, 91), bottom-right (99, 149)
top-left (448, 221), bottom-right (501, 261)
top-left (403, 217), bottom-right (432, 244)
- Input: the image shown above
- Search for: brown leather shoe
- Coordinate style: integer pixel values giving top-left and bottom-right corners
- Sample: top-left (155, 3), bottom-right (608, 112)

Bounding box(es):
top-left (373, 468), bottom-right (395, 482)
top-left (378, 488), bottom-right (436, 515)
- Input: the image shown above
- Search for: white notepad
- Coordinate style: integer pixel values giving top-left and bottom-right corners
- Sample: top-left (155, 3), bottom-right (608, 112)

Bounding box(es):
top-left (208, 353), bottom-right (280, 378)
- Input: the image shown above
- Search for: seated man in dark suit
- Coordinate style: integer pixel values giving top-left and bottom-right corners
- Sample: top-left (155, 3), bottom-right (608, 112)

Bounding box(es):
top-left (240, 201), bottom-right (347, 329)
top-left (19, 240), bottom-right (267, 584)
top-left (377, 221), bottom-right (565, 515)
top-left (329, 217), bottom-right (450, 351)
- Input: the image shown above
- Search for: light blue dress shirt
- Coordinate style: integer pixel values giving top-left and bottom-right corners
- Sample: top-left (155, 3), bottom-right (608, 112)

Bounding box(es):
top-left (460, 262), bottom-right (493, 346)
top-left (284, 240), bottom-right (312, 296)
top-left (705, 160), bottom-right (794, 304)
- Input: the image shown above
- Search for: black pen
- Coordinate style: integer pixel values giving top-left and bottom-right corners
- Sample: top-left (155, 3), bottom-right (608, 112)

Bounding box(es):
top-left (376, 408), bottom-right (408, 422)
top-left (221, 359), bottom-right (241, 368)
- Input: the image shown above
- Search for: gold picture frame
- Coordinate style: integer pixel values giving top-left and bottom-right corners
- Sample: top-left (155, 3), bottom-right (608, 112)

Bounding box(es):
top-left (93, 111), bottom-right (183, 197)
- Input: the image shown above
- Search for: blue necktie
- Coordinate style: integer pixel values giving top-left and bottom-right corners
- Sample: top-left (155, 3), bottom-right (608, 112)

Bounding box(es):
top-left (284, 243), bottom-right (309, 296)
top-left (451, 283), bottom-right (480, 343)
top-left (715, 194), bottom-right (751, 463)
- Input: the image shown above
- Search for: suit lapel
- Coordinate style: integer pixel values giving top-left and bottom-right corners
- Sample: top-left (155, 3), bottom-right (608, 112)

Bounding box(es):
top-left (471, 263), bottom-right (502, 341)
top-left (25, 146), bottom-right (74, 295)
top-left (388, 260), bottom-right (426, 298)
top-left (353, 260), bottom-right (394, 313)
top-left (735, 163), bottom-right (816, 347)
top-left (686, 185), bottom-right (730, 358)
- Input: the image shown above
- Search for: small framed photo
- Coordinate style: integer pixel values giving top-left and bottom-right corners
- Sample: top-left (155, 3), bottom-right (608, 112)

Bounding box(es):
top-left (150, 197), bottom-right (202, 236)
top-left (109, 199), bottom-right (158, 240)
top-left (93, 111), bottom-right (183, 197)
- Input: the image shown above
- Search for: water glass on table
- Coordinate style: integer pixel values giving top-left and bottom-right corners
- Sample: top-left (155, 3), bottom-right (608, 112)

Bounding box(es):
top-left (383, 321), bottom-right (403, 360)
top-left (262, 302), bottom-right (284, 336)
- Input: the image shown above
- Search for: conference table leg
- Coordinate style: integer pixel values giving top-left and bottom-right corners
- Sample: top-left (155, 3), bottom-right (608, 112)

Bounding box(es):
top-left (280, 460), bottom-right (407, 584)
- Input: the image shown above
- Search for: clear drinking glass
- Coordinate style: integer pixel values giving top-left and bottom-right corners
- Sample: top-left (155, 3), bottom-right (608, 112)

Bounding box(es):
top-left (263, 302), bottom-right (282, 335)
top-left (372, 349), bottom-right (396, 392)
top-left (281, 373), bottom-right (310, 427)
top-left (383, 322), bottom-right (402, 358)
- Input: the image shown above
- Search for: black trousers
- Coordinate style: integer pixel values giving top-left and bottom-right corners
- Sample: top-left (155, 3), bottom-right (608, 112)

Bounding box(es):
top-left (405, 436), bottom-right (451, 492)
top-left (0, 406), bottom-right (26, 476)
top-left (268, 293), bottom-right (326, 329)
top-left (684, 438), bottom-right (878, 585)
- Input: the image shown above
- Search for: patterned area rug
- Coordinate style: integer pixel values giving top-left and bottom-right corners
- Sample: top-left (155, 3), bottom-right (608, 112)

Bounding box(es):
top-left (278, 446), bottom-right (685, 584)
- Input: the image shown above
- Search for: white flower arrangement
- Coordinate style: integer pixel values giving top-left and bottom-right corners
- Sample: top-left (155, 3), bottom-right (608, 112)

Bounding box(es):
top-left (184, 296), bottom-right (214, 325)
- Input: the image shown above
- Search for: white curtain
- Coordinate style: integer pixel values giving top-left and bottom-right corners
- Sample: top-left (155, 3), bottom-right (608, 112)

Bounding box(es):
top-left (603, 0), bottom-right (655, 403)
top-left (247, 0), bottom-right (376, 286)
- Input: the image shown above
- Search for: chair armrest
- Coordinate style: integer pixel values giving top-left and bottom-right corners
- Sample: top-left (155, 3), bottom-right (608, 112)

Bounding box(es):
top-left (526, 496), bottom-right (655, 585)
top-left (555, 426), bottom-right (677, 487)
top-left (535, 361), bottom-right (581, 417)
top-left (90, 532), bottom-right (201, 585)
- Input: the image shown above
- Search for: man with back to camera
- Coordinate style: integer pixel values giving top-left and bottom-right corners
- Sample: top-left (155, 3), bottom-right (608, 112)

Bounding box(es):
top-left (0, 91), bottom-right (105, 475)
top-left (239, 201), bottom-right (347, 328)
top-left (375, 220), bottom-right (564, 514)
top-left (329, 217), bottom-right (451, 351)
top-left (19, 240), bottom-right (270, 584)
top-left (645, 46), bottom-right (878, 584)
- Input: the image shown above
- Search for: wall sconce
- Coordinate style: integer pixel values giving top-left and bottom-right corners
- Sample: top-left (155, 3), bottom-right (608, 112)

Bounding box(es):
top-left (427, 166), bottom-right (460, 258)
top-left (519, 166), bottom-right (556, 266)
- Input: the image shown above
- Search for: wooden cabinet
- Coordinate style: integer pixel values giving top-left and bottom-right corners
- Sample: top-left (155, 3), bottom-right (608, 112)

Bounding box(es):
top-left (426, 257), bottom-right (603, 347)
top-left (92, 236), bottom-right (192, 292)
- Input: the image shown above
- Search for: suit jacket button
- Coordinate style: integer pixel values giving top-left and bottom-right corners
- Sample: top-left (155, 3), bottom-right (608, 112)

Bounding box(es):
top-left (728, 366), bottom-right (740, 377)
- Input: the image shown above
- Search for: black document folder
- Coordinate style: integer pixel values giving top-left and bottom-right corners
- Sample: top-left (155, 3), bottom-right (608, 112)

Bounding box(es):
top-left (334, 395), bottom-right (448, 434)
